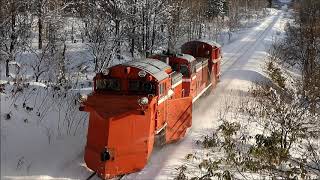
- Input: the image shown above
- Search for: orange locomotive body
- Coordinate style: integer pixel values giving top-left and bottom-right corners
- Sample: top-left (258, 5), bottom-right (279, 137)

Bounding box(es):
top-left (80, 40), bottom-right (222, 179)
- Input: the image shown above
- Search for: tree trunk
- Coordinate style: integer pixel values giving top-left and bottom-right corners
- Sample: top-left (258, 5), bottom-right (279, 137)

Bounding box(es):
top-left (9, 13), bottom-right (16, 54)
top-left (59, 42), bottom-right (66, 84)
top-left (150, 12), bottom-right (157, 55)
top-left (38, 0), bottom-right (43, 50)
top-left (130, 0), bottom-right (137, 58)
top-left (35, 75), bottom-right (39, 82)
top-left (8, 2), bottom-right (16, 77)
top-left (268, 0), bottom-right (272, 8)
top-left (94, 59), bottom-right (97, 72)
top-left (6, 59), bottom-right (9, 77)
top-left (168, 20), bottom-right (175, 54)
top-left (142, 8), bottom-right (146, 55)
top-left (71, 25), bottom-right (74, 43)
top-left (131, 29), bottom-right (135, 57)
top-left (115, 19), bottom-right (121, 60)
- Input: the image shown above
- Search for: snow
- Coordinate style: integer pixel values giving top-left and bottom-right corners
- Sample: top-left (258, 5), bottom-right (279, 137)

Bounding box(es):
top-left (1, 84), bottom-right (88, 180)
top-left (8, 62), bottom-right (21, 67)
top-left (28, 82), bottom-right (48, 88)
top-left (1, 8), bottom-right (289, 180)
top-left (279, 0), bottom-right (292, 4)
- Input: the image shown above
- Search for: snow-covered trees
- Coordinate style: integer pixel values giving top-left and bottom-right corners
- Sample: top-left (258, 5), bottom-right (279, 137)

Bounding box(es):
top-left (206, 0), bottom-right (226, 18)
top-left (1, 0), bottom-right (271, 79)
top-left (238, 58), bottom-right (320, 178)
top-left (0, 0), bottom-right (32, 77)
top-left (173, 60), bottom-right (320, 179)
top-left (273, 0), bottom-right (320, 113)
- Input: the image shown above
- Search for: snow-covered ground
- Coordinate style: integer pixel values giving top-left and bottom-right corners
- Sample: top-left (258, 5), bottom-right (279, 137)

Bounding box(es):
top-left (279, 0), bottom-right (292, 4)
top-left (1, 8), bottom-right (289, 180)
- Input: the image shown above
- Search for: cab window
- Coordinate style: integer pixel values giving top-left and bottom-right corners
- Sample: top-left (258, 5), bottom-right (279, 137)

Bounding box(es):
top-left (129, 80), bottom-right (140, 91)
top-left (129, 80), bottom-right (155, 94)
top-left (159, 83), bottom-right (165, 96)
top-left (96, 79), bottom-right (120, 91)
top-left (172, 63), bottom-right (179, 71)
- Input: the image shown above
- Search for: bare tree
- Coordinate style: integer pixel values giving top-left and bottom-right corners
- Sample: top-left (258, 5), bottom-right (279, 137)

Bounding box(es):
top-left (0, 0), bottom-right (31, 77)
top-left (274, 0), bottom-right (320, 113)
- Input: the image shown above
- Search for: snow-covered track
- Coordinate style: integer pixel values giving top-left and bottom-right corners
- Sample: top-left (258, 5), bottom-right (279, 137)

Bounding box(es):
top-left (221, 12), bottom-right (281, 73)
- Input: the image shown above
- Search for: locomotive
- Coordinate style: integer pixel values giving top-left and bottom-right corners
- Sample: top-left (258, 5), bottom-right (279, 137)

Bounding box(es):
top-left (80, 40), bottom-right (222, 179)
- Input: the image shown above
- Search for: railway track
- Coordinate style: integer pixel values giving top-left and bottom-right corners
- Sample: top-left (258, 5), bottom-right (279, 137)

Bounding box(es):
top-left (220, 12), bottom-right (281, 74)
top-left (86, 172), bottom-right (96, 180)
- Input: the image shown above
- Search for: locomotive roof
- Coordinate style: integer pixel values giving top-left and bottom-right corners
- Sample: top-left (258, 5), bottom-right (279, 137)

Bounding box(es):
top-left (176, 53), bottom-right (196, 63)
top-left (123, 58), bottom-right (170, 81)
top-left (197, 39), bottom-right (221, 48)
top-left (185, 39), bottom-right (221, 48)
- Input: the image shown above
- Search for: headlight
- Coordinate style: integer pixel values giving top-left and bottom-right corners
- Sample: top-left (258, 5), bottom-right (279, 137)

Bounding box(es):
top-left (79, 94), bottom-right (88, 102)
top-left (138, 97), bottom-right (149, 106)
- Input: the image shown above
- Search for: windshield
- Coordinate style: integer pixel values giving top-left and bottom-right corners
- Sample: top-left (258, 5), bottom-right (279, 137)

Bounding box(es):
top-left (96, 79), bottom-right (121, 91)
top-left (129, 80), bottom-right (155, 94)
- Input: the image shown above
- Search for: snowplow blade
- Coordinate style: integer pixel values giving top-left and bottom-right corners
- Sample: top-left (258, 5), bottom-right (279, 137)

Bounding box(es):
top-left (82, 96), bottom-right (156, 179)
top-left (166, 97), bottom-right (193, 143)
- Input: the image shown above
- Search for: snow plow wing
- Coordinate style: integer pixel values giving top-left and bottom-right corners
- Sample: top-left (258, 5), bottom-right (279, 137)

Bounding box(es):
top-left (166, 97), bottom-right (192, 142)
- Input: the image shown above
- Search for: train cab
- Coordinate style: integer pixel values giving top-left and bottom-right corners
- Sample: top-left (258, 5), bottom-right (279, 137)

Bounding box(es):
top-left (151, 40), bottom-right (222, 102)
top-left (181, 40), bottom-right (222, 83)
top-left (151, 53), bottom-right (196, 97)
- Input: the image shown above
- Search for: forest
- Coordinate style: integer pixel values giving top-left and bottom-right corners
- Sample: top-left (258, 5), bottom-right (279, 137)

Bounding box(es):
top-left (1, 0), bottom-right (269, 83)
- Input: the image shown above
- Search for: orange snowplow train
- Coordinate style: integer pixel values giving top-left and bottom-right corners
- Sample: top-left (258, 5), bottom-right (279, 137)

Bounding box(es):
top-left (80, 40), bottom-right (222, 179)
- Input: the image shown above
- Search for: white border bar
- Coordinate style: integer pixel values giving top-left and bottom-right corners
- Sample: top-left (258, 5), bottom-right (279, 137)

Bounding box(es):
top-left (156, 123), bottom-right (167, 134)
top-left (158, 95), bottom-right (168, 105)
top-left (192, 83), bottom-right (212, 103)
top-left (172, 80), bottom-right (182, 88)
